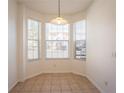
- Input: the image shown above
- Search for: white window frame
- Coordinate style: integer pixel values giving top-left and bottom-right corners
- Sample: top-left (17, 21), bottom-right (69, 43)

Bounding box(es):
top-left (73, 20), bottom-right (86, 60)
top-left (45, 23), bottom-right (70, 59)
top-left (27, 18), bottom-right (41, 61)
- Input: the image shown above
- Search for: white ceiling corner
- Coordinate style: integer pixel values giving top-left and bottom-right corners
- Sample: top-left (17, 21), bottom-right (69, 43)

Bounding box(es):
top-left (17, 0), bottom-right (93, 15)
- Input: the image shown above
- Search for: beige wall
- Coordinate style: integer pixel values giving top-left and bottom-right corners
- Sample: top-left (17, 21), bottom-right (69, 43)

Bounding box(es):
top-left (86, 0), bottom-right (116, 93)
top-left (8, 0), bottom-right (18, 91)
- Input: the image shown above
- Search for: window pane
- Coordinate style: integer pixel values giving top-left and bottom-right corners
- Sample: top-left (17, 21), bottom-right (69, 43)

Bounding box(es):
top-left (74, 20), bottom-right (86, 59)
top-left (46, 41), bottom-right (68, 58)
top-left (46, 23), bottom-right (69, 58)
top-left (34, 47), bottom-right (39, 59)
top-left (74, 20), bottom-right (86, 40)
top-left (28, 50), bottom-right (34, 60)
top-left (76, 40), bottom-right (86, 57)
top-left (28, 40), bottom-right (39, 47)
top-left (27, 19), bottom-right (40, 60)
top-left (28, 19), bottom-right (39, 40)
top-left (28, 30), bottom-right (39, 40)
top-left (46, 23), bottom-right (69, 40)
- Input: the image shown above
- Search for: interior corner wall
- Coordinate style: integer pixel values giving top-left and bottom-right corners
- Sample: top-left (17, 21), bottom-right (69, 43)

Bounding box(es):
top-left (17, 3), bottom-right (27, 82)
top-left (8, 0), bottom-right (18, 91)
top-left (86, 0), bottom-right (116, 93)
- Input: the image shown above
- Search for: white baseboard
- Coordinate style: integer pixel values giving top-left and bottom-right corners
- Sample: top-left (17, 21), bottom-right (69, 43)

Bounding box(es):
top-left (21, 71), bottom-right (82, 81)
top-left (24, 72), bottom-right (85, 81)
top-left (72, 72), bottom-right (86, 77)
top-left (25, 72), bottom-right (42, 80)
top-left (42, 71), bottom-right (72, 74)
top-left (8, 80), bottom-right (18, 92)
top-left (86, 75), bottom-right (106, 93)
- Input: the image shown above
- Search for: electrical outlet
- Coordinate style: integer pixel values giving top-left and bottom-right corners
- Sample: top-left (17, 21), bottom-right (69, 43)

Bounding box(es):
top-left (104, 81), bottom-right (108, 86)
top-left (112, 52), bottom-right (116, 57)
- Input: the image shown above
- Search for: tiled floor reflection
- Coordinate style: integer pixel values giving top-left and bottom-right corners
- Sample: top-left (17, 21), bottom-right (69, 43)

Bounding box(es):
top-left (10, 73), bottom-right (100, 93)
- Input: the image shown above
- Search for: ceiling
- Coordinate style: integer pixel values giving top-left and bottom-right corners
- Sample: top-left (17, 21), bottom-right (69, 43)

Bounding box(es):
top-left (17, 0), bottom-right (93, 15)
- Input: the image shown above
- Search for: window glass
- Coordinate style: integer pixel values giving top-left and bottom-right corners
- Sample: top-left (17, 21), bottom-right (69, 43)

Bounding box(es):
top-left (46, 23), bottom-right (69, 58)
top-left (74, 20), bottom-right (86, 59)
top-left (27, 19), bottom-right (41, 60)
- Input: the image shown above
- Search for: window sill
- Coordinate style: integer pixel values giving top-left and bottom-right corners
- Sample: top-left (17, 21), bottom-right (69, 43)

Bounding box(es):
top-left (74, 58), bottom-right (86, 61)
top-left (28, 59), bottom-right (40, 62)
top-left (45, 58), bottom-right (70, 60)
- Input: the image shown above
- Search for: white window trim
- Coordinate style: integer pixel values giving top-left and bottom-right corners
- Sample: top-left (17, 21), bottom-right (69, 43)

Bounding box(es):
top-left (45, 23), bottom-right (70, 59)
top-left (26, 18), bottom-right (41, 61)
top-left (73, 20), bottom-right (86, 60)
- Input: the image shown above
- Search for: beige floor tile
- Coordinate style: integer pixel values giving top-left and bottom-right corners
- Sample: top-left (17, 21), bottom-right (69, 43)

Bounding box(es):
top-left (10, 73), bottom-right (100, 93)
top-left (51, 85), bottom-right (61, 91)
top-left (72, 89), bottom-right (84, 93)
top-left (51, 90), bottom-right (61, 93)
top-left (31, 85), bottom-right (42, 92)
top-left (62, 90), bottom-right (72, 93)
top-left (40, 90), bottom-right (51, 93)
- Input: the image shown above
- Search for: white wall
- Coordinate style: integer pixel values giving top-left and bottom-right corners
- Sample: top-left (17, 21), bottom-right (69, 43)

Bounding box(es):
top-left (8, 0), bottom-right (18, 91)
top-left (86, 0), bottom-right (116, 93)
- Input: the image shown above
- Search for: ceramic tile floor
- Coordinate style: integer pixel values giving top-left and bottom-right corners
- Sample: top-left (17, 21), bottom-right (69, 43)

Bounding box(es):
top-left (10, 73), bottom-right (100, 93)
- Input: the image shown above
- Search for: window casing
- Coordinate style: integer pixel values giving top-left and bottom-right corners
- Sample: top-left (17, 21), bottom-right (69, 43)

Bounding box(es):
top-left (45, 23), bottom-right (69, 59)
top-left (73, 20), bottom-right (86, 59)
top-left (27, 19), bottom-right (41, 60)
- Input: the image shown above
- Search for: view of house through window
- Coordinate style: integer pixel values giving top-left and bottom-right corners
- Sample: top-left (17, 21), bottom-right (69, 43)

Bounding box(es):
top-left (46, 23), bottom-right (69, 58)
top-left (73, 20), bottom-right (86, 59)
top-left (27, 19), bottom-right (41, 60)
